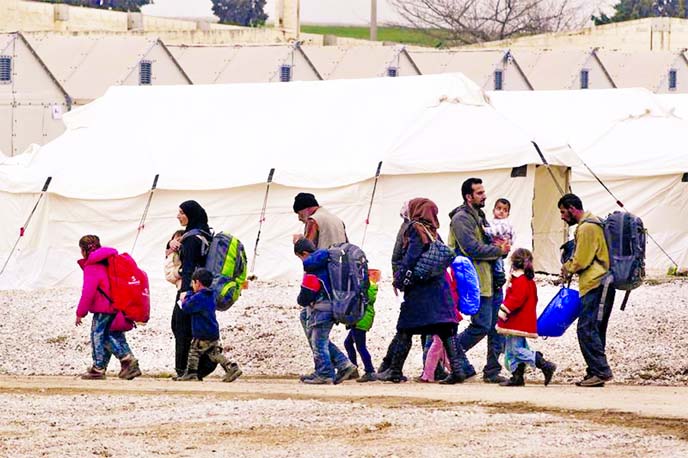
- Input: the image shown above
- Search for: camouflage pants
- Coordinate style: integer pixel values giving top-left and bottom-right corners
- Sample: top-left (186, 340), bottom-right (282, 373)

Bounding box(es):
top-left (186, 339), bottom-right (233, 373)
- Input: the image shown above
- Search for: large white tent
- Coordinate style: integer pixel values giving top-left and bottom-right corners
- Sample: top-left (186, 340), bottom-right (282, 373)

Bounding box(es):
top-left (488, 88), bottom-right (688, 272)
top-left (0, 74), bottom-right (570, 289)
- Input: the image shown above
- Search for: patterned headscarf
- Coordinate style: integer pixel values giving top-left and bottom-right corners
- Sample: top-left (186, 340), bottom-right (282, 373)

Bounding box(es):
top-left (405, 197), bottom-right (440, 246)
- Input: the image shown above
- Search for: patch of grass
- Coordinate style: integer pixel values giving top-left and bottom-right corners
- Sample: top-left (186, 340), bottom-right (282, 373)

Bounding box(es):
top-left (301, 25), bottom-right (448, 47)
top-left (46, 335), bottom-right (68, 345)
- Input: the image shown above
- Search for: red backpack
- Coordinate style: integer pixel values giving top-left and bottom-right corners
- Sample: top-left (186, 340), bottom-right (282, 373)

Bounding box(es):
top-left (100, 253), bottom-right (151, 324)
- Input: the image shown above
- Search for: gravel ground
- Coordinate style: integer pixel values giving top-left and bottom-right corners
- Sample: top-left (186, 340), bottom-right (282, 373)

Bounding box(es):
top-left (1, 391), bottom-right (687, 458)
top-left (1, 277), bottom-right (687, 385)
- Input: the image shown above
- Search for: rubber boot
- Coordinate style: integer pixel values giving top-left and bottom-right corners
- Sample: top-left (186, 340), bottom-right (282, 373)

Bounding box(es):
top-left (439, 335), bottom-right (467, 385)
top-left (378, 332), bottom-right (412, 383)
top-left (535, 351), bottom-right (557, 386)
top-left (500, 363), bottom-right (526, 387)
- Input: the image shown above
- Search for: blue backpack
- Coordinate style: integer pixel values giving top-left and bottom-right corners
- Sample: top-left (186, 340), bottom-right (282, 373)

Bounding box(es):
top-left (450, 256), bottom-right (480, 315)
top-left (326, 243), bottom-right (370, 326)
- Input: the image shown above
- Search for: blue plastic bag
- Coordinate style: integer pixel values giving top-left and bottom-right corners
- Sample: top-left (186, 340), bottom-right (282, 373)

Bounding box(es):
top-left (451, 256), bottom-right (480, 315)
top-left (537, 287), bottom-right (582, 337)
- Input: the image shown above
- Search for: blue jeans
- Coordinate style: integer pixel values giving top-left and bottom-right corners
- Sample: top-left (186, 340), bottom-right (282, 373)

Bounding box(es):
top-left (344, 328), bottom-right (375, 373)
top-left (458, 290), bottom-right (505, 378)
top-left (91, 313), bottom-right (131, 369)
top-left (577, 284), bottom-right (616, 379)
top-left (300, 308), bottom-right (351, 378)
top-left (503, 336), bottom-right (536, 373)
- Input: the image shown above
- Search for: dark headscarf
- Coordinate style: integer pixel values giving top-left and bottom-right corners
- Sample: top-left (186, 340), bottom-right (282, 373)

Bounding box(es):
top-left (179, 200), bottom-right (210, 233)
top-left (404, 197), bottom-right (440, 247)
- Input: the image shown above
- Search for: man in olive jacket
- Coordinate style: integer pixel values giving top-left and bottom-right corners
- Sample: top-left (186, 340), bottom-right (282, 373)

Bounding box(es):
top-left (559, 193), bottom-right (615, 388)
top-left (449, 178), bottom-right (510, 383)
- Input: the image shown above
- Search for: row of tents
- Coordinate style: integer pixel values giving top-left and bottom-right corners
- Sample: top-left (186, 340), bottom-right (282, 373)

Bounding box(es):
top-left (5, 31), bottom-right (688, 154)
top-left (0, 73), bottom-right (686, 290)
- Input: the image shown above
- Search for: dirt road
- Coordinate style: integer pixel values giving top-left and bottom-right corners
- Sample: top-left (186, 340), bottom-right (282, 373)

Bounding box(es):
top-left (1, 376), bottom-right (687, 457)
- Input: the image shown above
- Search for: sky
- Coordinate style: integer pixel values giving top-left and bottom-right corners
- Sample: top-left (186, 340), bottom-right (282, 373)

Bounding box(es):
top-left (142, 0), bottom-right (616, 26)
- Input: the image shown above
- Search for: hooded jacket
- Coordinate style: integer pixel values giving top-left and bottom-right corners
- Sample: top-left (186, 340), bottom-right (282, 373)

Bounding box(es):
top-left (181, 288), bottom-right (220, 341)
top-left (448, 204), bottom-right (502, 297)
top-left (76, 247), bottom-right (118, 318)
top-left (496, 271), bottom-right (538, 338)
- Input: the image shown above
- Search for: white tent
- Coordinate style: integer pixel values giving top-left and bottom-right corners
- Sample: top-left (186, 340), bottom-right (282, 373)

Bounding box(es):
top-left (0, 74), bottom-right (570, 289)
top-left (488, 88), bottom-right (688, 273)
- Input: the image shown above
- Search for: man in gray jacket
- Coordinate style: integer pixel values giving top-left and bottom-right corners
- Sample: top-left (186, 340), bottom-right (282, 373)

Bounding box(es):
top-left (449, 178), bottom-right (510, 383)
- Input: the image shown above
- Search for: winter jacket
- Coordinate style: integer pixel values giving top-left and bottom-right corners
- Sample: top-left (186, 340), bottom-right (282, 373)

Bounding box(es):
top-left (354, 283), bottom-right (378, 332)
top-left (179, 229), bottom-right (211, 294)
top-left (297, 249), bottom-right (333, 311)
top-left (394, 225), bottom-right (458, 331)
top-left (496, 271), bottom-right (538, 338)
top-left (391, 220), bottom-right (411, 275)
top-left (164, 251), bottom-right (182, 288)
top-left (448, 204), bottom-right (502, 297)
top-left (564, 212), bottom-right (610, 297)
top-left (181, 288), bottom-right (220, 341)
top-left (76, 247), bottom-right (119, 318)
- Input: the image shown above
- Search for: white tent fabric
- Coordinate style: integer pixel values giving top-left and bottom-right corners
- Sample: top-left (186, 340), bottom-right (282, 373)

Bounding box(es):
top-left (0, 74), bottom-right (568, 290)
top-left (488, 89), bottom-right (688, 272)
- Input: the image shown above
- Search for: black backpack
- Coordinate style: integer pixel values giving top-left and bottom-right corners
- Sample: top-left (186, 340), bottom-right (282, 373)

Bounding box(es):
top-left (585, 211), bottom-right (646, 310)
top-left (325, 243), bottom-right (370, 326)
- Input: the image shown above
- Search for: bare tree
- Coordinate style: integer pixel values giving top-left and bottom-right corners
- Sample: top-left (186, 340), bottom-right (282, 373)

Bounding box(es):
top-left (389, 0), bottom-right (587, 46)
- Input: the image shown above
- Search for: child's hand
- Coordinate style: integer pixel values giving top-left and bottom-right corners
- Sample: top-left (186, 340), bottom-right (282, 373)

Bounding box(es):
top-left (75, 316), bottom-right (82, 326)
top-left (168, 239), bottom-right (181, 251)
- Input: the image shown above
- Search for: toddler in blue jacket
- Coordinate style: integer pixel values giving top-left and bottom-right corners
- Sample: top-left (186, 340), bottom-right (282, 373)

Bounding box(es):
top-left (176, 268), bottom-right (242, 382)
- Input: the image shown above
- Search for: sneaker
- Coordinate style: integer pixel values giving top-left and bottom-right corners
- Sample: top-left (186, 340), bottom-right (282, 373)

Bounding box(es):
top-left (118, 357), bottom-right (142, 380)
top-left (222, 364), bottom-right (242, 383)
top-left (81, 366), bottom-right (106, 380)
top-left (176, 372), bottom-right (200, 381)
top-left (299, 372), bottom-right (316, 382)
top-left (301, 375), bottom-right (333, 385)
top-left (576, 374), bottom-right (610, 387)
top-left (357, 372), bottom-right (377, 383)
top-left (334, 365), bottom-right (359, 385)
top-left (483, 374), bottom-right (508, 384)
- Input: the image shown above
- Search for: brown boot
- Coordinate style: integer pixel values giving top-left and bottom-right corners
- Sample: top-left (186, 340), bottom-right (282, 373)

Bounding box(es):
top-left (118, 356), bottom-right (142, 380)
top-left (81, 366), bottom-right (106, 380)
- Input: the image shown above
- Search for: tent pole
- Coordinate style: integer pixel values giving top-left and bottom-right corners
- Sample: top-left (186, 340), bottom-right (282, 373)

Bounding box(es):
top-left (575, 155), bottom-right (679, 269)
top-left (131, 174), bottom-right (159, 255)
top-left (0, 176), bottom-right (52, 277)
top-left (249, 168), bottom-right (275, 279)
top-left (361, 161), bottom-right (383, 247)
top-left (531, 141), bottom-right (566, 195)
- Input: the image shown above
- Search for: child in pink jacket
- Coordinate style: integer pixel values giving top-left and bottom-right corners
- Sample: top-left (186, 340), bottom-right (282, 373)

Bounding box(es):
top-left (75, 235), bottom-right (141, 380)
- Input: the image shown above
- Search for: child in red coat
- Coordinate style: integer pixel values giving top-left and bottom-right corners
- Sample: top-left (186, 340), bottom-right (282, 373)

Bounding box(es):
top-left (496, 248), bottom-right (556, 387)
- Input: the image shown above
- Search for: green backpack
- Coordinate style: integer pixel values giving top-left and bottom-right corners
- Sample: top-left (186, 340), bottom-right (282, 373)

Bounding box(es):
top-left (204, 232), bottom-right (248, 311)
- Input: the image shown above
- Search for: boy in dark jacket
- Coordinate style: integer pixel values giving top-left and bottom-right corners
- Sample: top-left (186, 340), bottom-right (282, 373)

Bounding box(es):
top-left (176, 268), bottom-right (242, 382)
top-left (295, 238), bottom-right (356, 385)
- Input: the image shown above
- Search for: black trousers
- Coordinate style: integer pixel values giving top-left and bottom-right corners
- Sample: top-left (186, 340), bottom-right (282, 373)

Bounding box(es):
top-left (171, 295), bottom-right (217, 377)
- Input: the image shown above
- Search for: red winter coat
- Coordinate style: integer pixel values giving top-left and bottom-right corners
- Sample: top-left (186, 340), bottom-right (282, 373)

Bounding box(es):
top-left (495, 272), bottom-right (538, 338)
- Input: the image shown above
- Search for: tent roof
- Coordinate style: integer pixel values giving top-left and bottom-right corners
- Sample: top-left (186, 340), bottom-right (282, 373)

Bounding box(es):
top-left (488, 88), bottom-right (688, 176)
top-left (167, 44), bottom-right (318, 84)
top-left (23, 34), bottom-right (185, 102)
top-left (410, 49), bottom-right (512, 85)
top-left (596, 50), bottom-right (685, 91)
top-left (301, 46), bottom-right (419, 79)
top-left (0, 74), bottom-right (552, 199)
top-left (511, 49), bottom-right (604, 90)
top-left (658, 93), bottom-right (688, 119)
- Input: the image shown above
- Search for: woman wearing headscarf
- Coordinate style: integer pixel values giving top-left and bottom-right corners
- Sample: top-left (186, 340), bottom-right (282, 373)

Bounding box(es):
top-left (378, 198), bottom-right (467, 384)
top-left (169, 200), bottom-right (215, 378)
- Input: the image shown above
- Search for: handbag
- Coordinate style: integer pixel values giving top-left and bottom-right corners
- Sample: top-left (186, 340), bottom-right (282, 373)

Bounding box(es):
top-left (413, 225), bottom-right (456, 280)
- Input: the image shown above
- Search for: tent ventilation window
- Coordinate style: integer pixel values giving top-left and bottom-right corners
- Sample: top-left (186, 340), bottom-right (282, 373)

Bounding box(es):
top-left (387, 67), bottom-right (399, 77)
top-left (279, 64), bottom-right (292, 82)
top-left (669, 69), bottom-right (677, 91)
top-left (0, 56), bottom-right (11, 83)
top-left (580, 69), bottom-right (589, 89)
top-left (494, 70), bottom-right (503, 90)
top-left (682, 172), bottom-right (688, 182)
top-left (510, 165), bottom-right (527, 177)
top-left (139, 61), bottom-right (152, 85)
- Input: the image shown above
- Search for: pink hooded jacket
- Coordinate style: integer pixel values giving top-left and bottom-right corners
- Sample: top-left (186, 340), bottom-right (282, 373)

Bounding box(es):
top-left (76, 246), bottom-right (118, 318)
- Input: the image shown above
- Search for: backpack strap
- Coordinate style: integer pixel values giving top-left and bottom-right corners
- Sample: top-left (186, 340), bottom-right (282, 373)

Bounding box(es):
top-left (620, 290), bottom-right (631, 311)
top-left (597, 274), bottom-right (613, 322)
